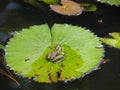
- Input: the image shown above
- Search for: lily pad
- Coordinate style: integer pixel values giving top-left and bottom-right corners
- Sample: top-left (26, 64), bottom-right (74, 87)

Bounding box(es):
top-left (97, 0), bottom-right (120, 6)
top-left (50, 0), bottom-right (83, 16)
top-left (40, 0), bottom-right (60, 4)
top-left (5, 24), bottom-right (104, 83)
top-left (101, 32), bottom-right (120, 49)
top-left (81, 3), bottom-right (97, 12)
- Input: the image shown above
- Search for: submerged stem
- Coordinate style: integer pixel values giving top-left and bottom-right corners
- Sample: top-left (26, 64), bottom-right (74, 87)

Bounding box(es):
top-left (0, 69), bottom-right (20, 86)
top-left (0, 56), bottom-right (20, 87)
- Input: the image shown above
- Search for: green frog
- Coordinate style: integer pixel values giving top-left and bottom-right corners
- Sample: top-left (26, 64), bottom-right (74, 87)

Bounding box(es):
top-left (47, 45), bottom-right (65, 63)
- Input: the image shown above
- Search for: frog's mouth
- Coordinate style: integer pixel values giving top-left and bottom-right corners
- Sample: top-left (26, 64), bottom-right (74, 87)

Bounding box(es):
top-left (46, 45), bottom-right (65, 63)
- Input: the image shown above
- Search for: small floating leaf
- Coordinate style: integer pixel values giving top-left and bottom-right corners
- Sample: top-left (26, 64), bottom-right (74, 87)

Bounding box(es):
top-left (5, 24), bottom-right (104, 83)
top-left (97, 0), bottom-right (120, 6)
top-left (81, 3), bottom-right (97, 12)
top-left (25, 0), bottom-right (59, 4)
top-left (50, 0), bottom-right (83, 16)
top-left (101, 32), bottom-right (120, 49)
top-left (40, 0), bottom-right (60, 4)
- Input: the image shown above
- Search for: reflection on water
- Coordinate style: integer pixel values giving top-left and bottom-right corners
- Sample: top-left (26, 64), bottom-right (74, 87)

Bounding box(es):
top-left (0, 0), bottom-right (21, 25)
top-left (5, 0), bottom-right (21, 11)
top-left (0, 0), bottom-right (48, 32)
top-left (0, 0), bottom-right (120, 90)
top-left (0, 32), bottom-right (9, 45)
top-left (0, 12), bottom-right (6, 25)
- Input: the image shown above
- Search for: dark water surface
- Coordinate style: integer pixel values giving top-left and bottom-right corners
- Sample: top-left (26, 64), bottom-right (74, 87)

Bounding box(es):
top-left (0, 0), bottom-right (120, 90)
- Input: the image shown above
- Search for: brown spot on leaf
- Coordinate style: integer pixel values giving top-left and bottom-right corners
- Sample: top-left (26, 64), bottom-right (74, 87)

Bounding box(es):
top-left (39, 66), bottom-right (42, 69)
top-left (76, 63), bottom-right (79, 65)
top-left (56, 69), bottom-right (62, 79)
top-left (56, 72), bottom-right (61, 79)
top-left (60, 63), bottom-right (64, 67)
top-left (50, 0), bottom-right (83, 16)
top-left (47, 70), bottom-right (50, 72)
top-left (48, 72), bottom-right (53, 82)
top-left (34, 74), bottom-right (40, 77)
top-left (65, 77), bottom-right (69, 79)
top-left (25, 58), bottom-right (30, 61)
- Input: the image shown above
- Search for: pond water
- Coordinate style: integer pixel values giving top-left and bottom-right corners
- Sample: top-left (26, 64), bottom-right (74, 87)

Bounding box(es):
top-left (0, 0), bottom-right (120, 90)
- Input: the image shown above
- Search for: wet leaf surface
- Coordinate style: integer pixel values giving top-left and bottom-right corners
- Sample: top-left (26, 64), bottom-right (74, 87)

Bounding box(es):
top-left (5, 24), bottom-right (104, 83)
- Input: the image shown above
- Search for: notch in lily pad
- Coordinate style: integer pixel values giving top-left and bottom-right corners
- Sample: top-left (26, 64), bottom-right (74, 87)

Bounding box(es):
top-left (5, 24), bottom-right (104, 83)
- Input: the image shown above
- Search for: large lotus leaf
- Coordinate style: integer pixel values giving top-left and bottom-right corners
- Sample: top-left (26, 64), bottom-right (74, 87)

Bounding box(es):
top-left (97, 0), bottom-right (120, 6)
top-left (101, 32), bottom-right (120, 49)
top-left (5, 24), bottom-right (104, 83)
